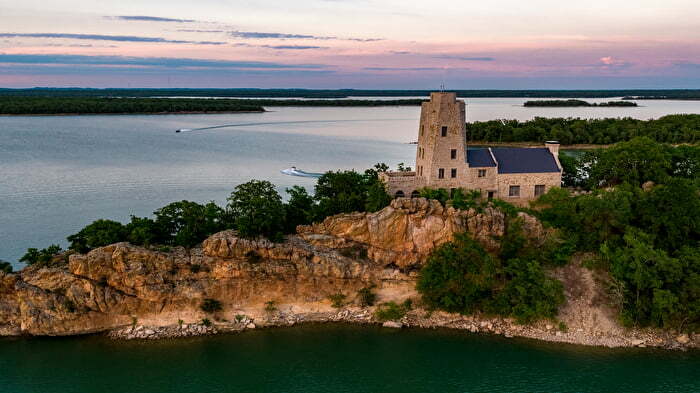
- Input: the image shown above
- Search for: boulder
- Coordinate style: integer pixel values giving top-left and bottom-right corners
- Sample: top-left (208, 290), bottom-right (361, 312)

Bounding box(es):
top-left (382, 321), bottom-right (403, 329)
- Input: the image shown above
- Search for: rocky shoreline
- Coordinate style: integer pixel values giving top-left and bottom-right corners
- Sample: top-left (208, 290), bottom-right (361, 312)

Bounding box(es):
top-left (2, 198), bottom-right (696, 351)
top-left (107, 306), bottom-right (697, 351)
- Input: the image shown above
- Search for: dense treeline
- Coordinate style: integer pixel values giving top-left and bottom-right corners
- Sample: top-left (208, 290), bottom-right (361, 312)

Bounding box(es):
top-left (3, 88), bottom-right (700, 99)
top-left (523, 100), bottom-right (637, 107)
top-left (0, 97), bottom-right (263, 115)
top-left (468, 115), bottom-right (700, 145)
top-left (19, 164), bottom-right (392, 264)
top-left (535, 139), bottom-right (700, 330)
top-left (0, 97), bottom-right (423, 115)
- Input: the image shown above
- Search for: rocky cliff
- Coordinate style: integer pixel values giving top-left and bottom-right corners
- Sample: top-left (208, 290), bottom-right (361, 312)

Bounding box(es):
top-left (1, 198), bottom-right (694, 349)
top-left (0, 198), bottom-right (512, 336)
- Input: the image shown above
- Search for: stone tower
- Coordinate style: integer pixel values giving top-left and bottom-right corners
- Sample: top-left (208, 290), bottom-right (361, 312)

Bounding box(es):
top-left (414, 92), bottom-right (467, 185)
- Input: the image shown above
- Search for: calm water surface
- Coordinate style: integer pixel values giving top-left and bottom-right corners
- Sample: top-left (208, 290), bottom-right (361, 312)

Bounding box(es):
top-left (0, 325), bottom-right (698, 393)
top-left (2, 99), bottom-right (700, 266)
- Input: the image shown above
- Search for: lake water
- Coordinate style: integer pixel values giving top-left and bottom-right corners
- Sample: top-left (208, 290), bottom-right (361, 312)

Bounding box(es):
top-left (0, 324), bottom-right (698, 393)
top-left (2, 98), bottom-right (700, 267)
top-left (1, 99), bottom-right (700, 392)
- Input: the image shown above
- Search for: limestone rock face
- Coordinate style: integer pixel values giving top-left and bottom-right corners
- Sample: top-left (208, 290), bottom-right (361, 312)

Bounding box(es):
top-left (0, 198), bottom-right (531, 336)
top-left (298, 198), bottom-right (507, 268)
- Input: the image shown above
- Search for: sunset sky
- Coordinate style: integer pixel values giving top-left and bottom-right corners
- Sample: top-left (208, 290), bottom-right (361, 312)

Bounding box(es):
top-left (1, 0), bottom-right (699, 88)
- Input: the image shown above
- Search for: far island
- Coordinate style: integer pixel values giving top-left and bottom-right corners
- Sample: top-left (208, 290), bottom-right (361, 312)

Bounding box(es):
top-left (0, 97), bottom-right (424, 116)
top-left (524, 99), bottom-right (638, 107)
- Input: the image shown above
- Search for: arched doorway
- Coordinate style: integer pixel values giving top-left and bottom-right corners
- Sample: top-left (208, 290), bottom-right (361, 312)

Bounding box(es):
top-left (395, 190), bottom-right (405, 198)
top-left (411, 190), bottom-right (420, 198)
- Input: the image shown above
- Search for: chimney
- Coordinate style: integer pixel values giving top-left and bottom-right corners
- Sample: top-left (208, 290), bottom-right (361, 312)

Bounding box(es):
top-left (545, 141), bottom-right (560, 156)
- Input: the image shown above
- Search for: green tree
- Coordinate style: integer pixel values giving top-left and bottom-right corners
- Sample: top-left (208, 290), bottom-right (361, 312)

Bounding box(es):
top-left (155, 200), bottom-right (226, 247)
top-left (227, 180), bottom-right (285, 240)
top-left (20, 245), bottom-right (63, 266)
top-left (365, 181), bottom-right (392, 212)
top-left (0, 260), bottom-right (12, 273)
top-left (601, 229), bottom-right (697, 329)
top-left (313, 170), bottom-right (369, 220)
top-left (588, 137), bottom-right (671, 187)
top-left (284, 186), bottom-right (314, 233)
top-left (67, 219), bottom-right (126, 253)
top-left (124, 216), bottom-right (159, 246)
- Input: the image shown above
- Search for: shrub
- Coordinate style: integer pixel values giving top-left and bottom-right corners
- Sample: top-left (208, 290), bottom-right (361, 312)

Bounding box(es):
top-left (67, 219), bottom-right (126, 253)
top-left (200, 298), bottom-right (223, 314)
top-left (0, 260), bottom-right (12, 273)
top-left (328, 293), bottom-right (346, 308)
top-left (245, 250), bottom-right (262, 264)
top-left (189, 264), bottom-right (202, 273)
top-left (201, 318), bottom-right (212, 327)
top-left (417, 233), bottom-right (565, 323)
top-left (419, 187), bottom-right (449, 205)
top-left (235, 314), bottom-right (246, 323)
top-left (264, 300), bottom-right (277, 313)
top-left (20, 245), bottom-right (63, 267)
top-left (357, 285), bottom-right (377, 307)
top-left (374, 301), bottom-right (410, 322)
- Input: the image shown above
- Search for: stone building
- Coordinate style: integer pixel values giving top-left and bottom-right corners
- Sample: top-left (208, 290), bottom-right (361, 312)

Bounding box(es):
top-left (380, 92), bottom-right (562, 204)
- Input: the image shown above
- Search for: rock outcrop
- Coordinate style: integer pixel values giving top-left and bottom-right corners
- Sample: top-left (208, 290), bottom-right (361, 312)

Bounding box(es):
top-left (0, 198), bottom-right (510, 336)
top-left (1, 198), bottom-right (693, 349)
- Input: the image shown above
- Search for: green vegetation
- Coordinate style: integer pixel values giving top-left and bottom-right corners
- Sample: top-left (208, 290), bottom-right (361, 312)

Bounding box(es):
top-left (357, 286), bottom-right (377, 307)
top-left (201, 318), bottom-right (212, 327)
top-left (328, 293), bottom-right (347, 308)
top-left (533, 138), bottom-right (700, 330)
top-left (200, 298), bottom-right (223, 314)
top-left (0, 97), bottom-right (423, 115)
top-left (227, 180), bottom-right (286, 242)
top-left (417, 230), bottom-right (565, 323)
top-left (0, 260), bottom-right (12, 273)
top-left (19, 245), bottom-right (64, 267)
top-left (374, 300), bottom-right (412, 322)
top-left (524, 100), bottom-right (637, 107)
top-left (264, 300), bottom-right (278, 313)
top-left (468, 115), bottom-right (700, 145)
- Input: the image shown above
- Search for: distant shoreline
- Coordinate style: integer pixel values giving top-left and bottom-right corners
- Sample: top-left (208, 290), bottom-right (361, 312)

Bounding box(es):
top-left (524, 99), bottom-right (638, 107)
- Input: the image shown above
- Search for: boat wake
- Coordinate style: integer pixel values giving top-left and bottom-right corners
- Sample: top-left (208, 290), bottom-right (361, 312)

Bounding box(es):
top-left (280, 167), bottom-right (323, 178)
top-left (175, 118), bottom-right (411, 133)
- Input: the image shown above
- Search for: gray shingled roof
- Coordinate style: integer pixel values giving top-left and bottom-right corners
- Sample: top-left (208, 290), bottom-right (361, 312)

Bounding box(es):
top-left (466, 149), bottom-right (496, 167)
top-left (491, 147), bottom-right (560, 174)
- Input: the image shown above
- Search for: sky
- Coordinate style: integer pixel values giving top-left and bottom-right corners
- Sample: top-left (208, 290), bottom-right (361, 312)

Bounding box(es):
top-left (0, 0), bottom-right (699, 89)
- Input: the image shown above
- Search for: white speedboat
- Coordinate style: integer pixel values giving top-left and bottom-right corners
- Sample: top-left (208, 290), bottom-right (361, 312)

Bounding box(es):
top-left (280, 166), bottom-right (323, 178)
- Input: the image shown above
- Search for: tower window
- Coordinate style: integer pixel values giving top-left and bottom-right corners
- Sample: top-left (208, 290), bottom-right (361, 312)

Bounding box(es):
top-left (535, 185), bottom-right (546, 196)
top-left (451, 149), bottom-right (457, 159)
top-left (509, 185), bottom-right (520, 197)
top-left (441, 126), bottom-right (448, 137)
top-left (478, 169), bottom-right (486, 178)
top-left (450, 168), bottom-right (457, 178)
top-left (438, 168), bottom-right (445, 179)
top-left (420, 125), bottom-right (424, 136)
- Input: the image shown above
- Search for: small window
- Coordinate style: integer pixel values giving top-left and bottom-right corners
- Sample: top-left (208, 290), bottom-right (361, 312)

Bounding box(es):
top-left (451, 149), bottom-right (457, 159)
top-left (535, 185), bottom-right (546, 197)
top-left (450, 168), bottom-right (457, 178)
top-left (478, 169), bottom-right (486, 178)
top-left (438, 168), bottom-right (445, 179)
top-left (509, 185), bottom-right (520, 197)
top-left (441, 126), bottom-right (448, 137)
top-left (420, 125), bottom-right (424, 136)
